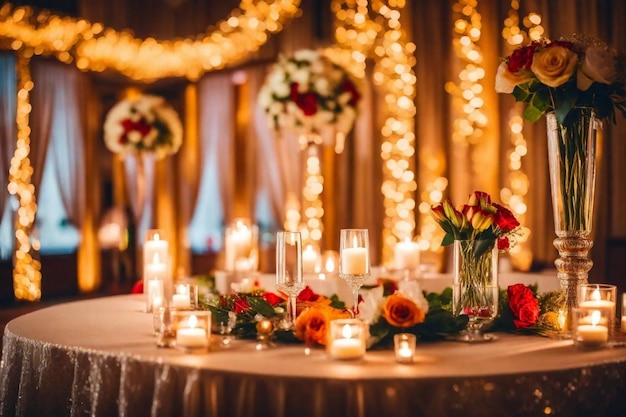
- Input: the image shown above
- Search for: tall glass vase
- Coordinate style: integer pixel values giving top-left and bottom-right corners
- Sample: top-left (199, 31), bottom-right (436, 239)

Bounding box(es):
top-left (546, 108), bottom-right (601, 331)
top-left (452, 239), bottom-right (499, 342)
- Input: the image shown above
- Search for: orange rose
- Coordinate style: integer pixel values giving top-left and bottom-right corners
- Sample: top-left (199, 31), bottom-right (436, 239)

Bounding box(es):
top-left (382, 294), bottom-right (426, 328)
top-left (295, 306), bottom-right (351, 346)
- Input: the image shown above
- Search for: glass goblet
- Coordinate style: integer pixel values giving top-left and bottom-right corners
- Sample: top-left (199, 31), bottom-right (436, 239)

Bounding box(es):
top-left (276, 231), bottom-right (305, 328)
top-left (339, 229), bottom-right (371, 317)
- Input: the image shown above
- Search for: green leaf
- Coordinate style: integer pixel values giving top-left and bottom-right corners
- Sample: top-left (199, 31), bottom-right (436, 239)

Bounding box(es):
top-left (247, 297), bottom-right (277, 318)
top-left (512, 83), bottom-right (532, 102)
top-left (441, 233), bottom-right (455, 247)
top-left (207, 305), bottom-right (230, 324)
top-left (523, 104), bottom-right (544, 122)
top-left (472, 239), bottom-right (495, 259)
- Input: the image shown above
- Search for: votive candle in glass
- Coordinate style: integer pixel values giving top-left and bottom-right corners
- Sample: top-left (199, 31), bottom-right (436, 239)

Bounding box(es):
top-left (327, 319), bottom-right (367, 360)
top-left (621, 292), bottom-right (626, 333)
top-left (173, 310), bottom-right (211, 353)
top-left (578, 284), bottom-right (617, 338)
top-left (394, 333), bottom-right (416, 363)
top-left (573, 307), bottom-right (609, 350)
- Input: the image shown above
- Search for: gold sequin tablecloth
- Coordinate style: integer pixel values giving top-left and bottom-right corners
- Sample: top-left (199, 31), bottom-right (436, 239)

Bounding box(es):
top-left (1, 294), bottom-right (626, 417)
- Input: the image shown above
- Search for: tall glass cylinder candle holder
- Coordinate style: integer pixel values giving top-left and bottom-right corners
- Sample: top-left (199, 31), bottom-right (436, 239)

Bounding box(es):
top-left (173, 310), bottom-right (211, 353)
top-left (339, 229), bottom-right (371, 317)
top-left (327, 318), bottom-right (367, 360)
top-left (146, 278), bottom-right (164, 313)
top-left (578, 284), bottom-right (616, 339)
top-left (224, 218), bottom-right (259, 272)
top-left (276, 231), bottom-right (305, 328)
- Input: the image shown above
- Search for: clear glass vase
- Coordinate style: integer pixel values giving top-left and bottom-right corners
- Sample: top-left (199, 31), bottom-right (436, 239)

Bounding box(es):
top-left (546, 109), bottom-right (601, 332)
top-left (452, 239), bottom-right (499, 342)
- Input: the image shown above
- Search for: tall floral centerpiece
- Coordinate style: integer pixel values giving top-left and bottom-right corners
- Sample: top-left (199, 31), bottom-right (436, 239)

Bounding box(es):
top-left (495, 35), bottom-right (626, 330)
top-left (103, 94), bottom-right (183, 277)
top-left (432, 192), bottom-right (521, 341)
top-left (258, 49), bottom-right (361, 245)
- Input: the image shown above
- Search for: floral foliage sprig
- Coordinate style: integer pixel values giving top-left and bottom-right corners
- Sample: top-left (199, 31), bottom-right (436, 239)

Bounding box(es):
top-left (258, 49), bottom-right (361, 136)
top-left (492, 283), bottom-right (564, 335)
top-left (495, 34), bottom-right (626, 125)
top-left (431, 191), bottom-right (521, 257)
top-left (104, 94), bottom-right (183, 160)
top-left (360, 279), bottom-right (467, 348)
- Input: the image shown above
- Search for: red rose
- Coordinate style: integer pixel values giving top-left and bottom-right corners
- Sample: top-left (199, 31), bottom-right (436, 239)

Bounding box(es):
top-left (507, 284), bottom-right (539, 328)
top-left (262, 292), bottom-right (284, 307)
top-left (233, 296), bottom-right (250, 314)
top-left (507, 42), bottom-right (541, 73)
top-left (297, 286), bottom-right (320, 302)
top-left (119, 117), bottom-right (152, 144)
top-left (290, 82), bottom-right (318, 116)
top-left (340, 79), bottom-right (361, 107)
top-left (497, 236), bottom-right (510, 251)
top-left (493, 203), bottom-right (520, 233)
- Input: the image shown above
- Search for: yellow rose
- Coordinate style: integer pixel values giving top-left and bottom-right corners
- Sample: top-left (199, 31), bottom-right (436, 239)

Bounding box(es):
top-left (530, 45), bottom-right (578, 87)
top-left (382, 294), bottom-right (425, 328)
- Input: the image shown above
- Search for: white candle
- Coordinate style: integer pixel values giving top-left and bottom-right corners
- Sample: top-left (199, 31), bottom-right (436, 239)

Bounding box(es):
top-left (330, 339), bottom-right (365, 359)
top-left (143, 235), bottom-right (169, 267)
top-left (394, 239), bottom-right (420, 270)
top-left (176, 315), bottom-right (208, 348)
top-left (302, 245), bottom-right (320, 273)
top-left (172, 294), bottom-right (190, 309)
top-left (146, 279), bottom-right (164, 312)
top-left (397, 343), bottom-right (414, 361)
top-left (224, 221), bottom-right (253, 271)
top-left (577, 324), bottom-right (608, 343)
top-left (341, 247), bottom-right (368, 275)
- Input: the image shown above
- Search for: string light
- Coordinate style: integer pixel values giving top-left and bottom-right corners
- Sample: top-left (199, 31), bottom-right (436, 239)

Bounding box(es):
top-left (499, 1), bottom-right (543, 270)
top-left (7, 49), bottom-right (41, 301)
top-left (299, 140), bottom-right (324, 247)
top-left (0, 1), bottom-right (301, 82)
top-left (333, 0), bottom-right (417, 265)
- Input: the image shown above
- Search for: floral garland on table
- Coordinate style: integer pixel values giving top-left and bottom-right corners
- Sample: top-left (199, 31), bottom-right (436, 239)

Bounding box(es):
top-left (258, 49), bottom-right (361, 140)
top-left (103, 94), bottom-right (183, 160)
top-left (200, 277), bottom-right (562, 350)
top-left (495, 33), bottom-right (626, 125)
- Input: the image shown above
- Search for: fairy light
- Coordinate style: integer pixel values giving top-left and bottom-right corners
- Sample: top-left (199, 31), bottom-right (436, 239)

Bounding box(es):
top-left (0, 1), bottom-right (301, 82)
top-left (299, 141), bottom-right (324, 246)
top-left (499, 1), bottom-right (544, 270)
top-left (446, 0), bottom-right (487, 151)
top-left (333, 0), bottom-right (417, 265)
top-left (7, 49), bottom-right (41, 301)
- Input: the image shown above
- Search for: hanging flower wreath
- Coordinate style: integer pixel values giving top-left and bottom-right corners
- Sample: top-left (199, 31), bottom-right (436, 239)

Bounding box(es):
top-left (258, 49), bottom-right (361, 138)
top-left (103, 94), bottom-right (183, 160)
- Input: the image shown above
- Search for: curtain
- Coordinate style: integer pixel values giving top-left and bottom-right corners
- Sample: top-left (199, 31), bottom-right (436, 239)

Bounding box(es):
top-left (0, 54), bottom-right (16, 258)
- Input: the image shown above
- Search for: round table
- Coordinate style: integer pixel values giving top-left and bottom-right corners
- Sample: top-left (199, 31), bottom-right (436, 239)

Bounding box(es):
top-left (1, 294), bottom-right (626, 417)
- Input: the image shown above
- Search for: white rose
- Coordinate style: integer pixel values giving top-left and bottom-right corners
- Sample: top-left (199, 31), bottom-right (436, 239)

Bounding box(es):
top-left (397, 280), bottom-right (429, 315)
top-left (359, 286), bottom-right (384, 325)
top-left (495, 61), bottom-right (533, 93)
top-left (273, 82), bottom-right (290, 98)
top-left (577, 45), bottom-right (618, 91)
top-left (294, 49), bottom-right (318, 62)
top-left (313, 77), bottom-right (331, 96)
top-left (291, 68), bottom-right (310, 88)
top-left (127, 130), bottom-right (142, 144)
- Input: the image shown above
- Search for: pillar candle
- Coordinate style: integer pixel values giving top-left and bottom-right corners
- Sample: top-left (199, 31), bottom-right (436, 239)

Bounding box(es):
top-left (341, 247), bottom-right (368, 275)
top-left (394, 239), bottom-right (420, 270)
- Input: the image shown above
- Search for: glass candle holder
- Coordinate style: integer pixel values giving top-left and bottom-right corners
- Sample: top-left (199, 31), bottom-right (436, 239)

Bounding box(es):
top-left (578, 284), bottom-right (617, 338)
top-left (154, 306), bottom-right (176, 348)
top-left (276, 231), bottom-right (305, 328)
top-left (302, 244), bottom-right (321, 274)
top-left (394, 238), bottom-right (420, 280)
top-left (224, 218), bottom-right (259, 273)
top-left (394, 333), bottom-right (416, 363)
top-left (339, 229), bottom-right (371, 317)
top-left (173, 310), bottom-right (211, 353)
top-left (573, 307), bottom-right (610, 350)
top-left (172, 282), bottom-right (198, 309)
top-left (327, 318), bottom-right (367, 360)
top-left (146, 278), bottom-right (164, 313)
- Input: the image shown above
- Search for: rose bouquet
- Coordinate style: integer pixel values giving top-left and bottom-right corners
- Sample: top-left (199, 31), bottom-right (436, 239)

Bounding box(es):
top-left (104, 94), bottom-right (183, 160)
top-left (495, 34), bottom-right (626, 125)
top-left (258, 49), bottom-right (361, 138)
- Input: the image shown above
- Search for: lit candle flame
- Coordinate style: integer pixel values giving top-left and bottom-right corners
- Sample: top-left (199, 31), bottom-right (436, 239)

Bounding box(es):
top-left (189, 314), bottom-right (198, 329)
top-left (591, 310), bottom-right (601, 326)
top-left (591, 288), bottom-right (601, 301)
top-left (342, 323), bottom-right (353, 339)
top-left (152, 253), bottom-right (160, 264)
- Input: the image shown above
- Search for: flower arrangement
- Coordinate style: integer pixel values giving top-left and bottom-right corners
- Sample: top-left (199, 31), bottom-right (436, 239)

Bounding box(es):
top-left (495, 34), bottom-right (626, 125)
top-left (258, 49), bottom-right (361, 137)
top-left (431, 191), bottom-right (521, 254)
top-left (103, 94), bottom-right (183, 160)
